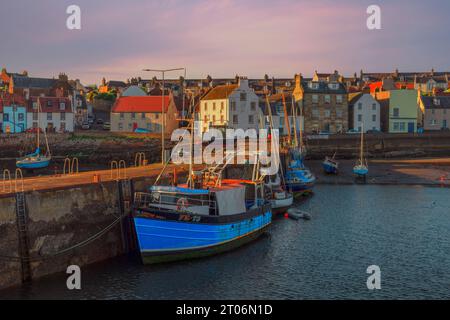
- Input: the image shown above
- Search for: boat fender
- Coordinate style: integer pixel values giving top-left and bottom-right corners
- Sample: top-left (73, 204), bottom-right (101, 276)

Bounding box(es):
top-left (177, 197), bottom-right (189, 211)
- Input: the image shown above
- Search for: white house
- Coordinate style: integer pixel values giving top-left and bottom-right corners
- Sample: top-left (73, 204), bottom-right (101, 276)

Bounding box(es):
top-left (348, 93), bottom-right (380, 132)
top-left (199, 77), bottom-right (261, 133)
top-left (27, 96), bottom-right (74, 132)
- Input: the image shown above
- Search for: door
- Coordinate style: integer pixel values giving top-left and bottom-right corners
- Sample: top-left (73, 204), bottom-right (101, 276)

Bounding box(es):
top-left (408, 122), bottom-right (414, 133)
top-left (443, 120), bottom-right (448, 129)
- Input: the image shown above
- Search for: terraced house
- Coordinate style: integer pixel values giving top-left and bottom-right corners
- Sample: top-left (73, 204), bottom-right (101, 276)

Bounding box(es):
top-left (110, 95), bottom-right (179, 133)
top-left (27, 96), bottom-right (74, 132)
top-left (199, 77), bottom-right (260, 133)
top-left (418, 95), bottom-right (450, 131)
top-left (0, 94), bottom-right (27, 133)
top-left (297, 72), bottom-right (348, 134)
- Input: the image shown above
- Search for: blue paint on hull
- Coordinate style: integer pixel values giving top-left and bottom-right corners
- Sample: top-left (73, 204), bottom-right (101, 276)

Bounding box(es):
top-left (322, 162), bottom-right (338, 174)
top-left (134, 211), bottom-right (272, 257)
top-left (16, 159), bottom-right (50, 169)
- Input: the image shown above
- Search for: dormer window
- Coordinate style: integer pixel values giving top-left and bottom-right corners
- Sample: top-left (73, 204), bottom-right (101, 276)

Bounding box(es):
top-left (60, 102), bottom-right (66, 110)
top-left (328, 83), bottom-right (339, 90)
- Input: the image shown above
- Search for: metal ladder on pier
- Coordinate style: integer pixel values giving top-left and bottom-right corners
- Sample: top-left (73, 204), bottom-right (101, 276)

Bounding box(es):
top-left (15, 192), bottom-right (32, 283)
top-left (118, 179), bottom-right (137, 253)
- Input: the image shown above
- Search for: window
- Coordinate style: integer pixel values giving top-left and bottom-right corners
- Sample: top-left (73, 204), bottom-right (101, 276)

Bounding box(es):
top-left (120, 113), bottom-right (124, 120)
top-left (231, 101), bottom-right (236, 111)
top-left (325, 95), bottom-right (331, 104)
top-left (358, 114), bottom-right (362, 122)
top-left (220, 115), bottom-right (224, 123)
top-left (312, 95), bottom-right (319, 104)
top-left (372, 103), bottom-right (377, 111)
top-left (47, 113), bottom-right (52, 121)
top-left (358, 103), bottom-right (362, 110)
top-left (393, 122), bottom-right (400, 130)
top-left (251, 102), bottom-right (256, 111)
top-left (220, 102), bottom-right (224, 110)
top-left (372, 115), bottom-right (376, 122)
top-left (430, 119), bottom-right (436, 126)
top-left (212, 115), bottom-right (216, 122)
top-left (336, 95), bottom-right (343, 104)
top-left (393, 108), bottom-right (400, 117)
top-left (358, 126), bottom-right (362, 132)
top-left (204, 115), bottom-right (208, 122)
top-left (141, 113), bottom-right (146, 120)
top-left (155, 113), bottom-right (159, 119)
top-left (32, 122), bottom-right (38, 128)
top-left (240, 92), bottom-right (247, 101)
top-left (32, 102), bottom-right (38, 110)
top-left (213, 103), bottom-right (216, 111)
top-left (233, 115), bottom-right (238, 124)
top-left (131, 113), bottom-right (136, 119)
top-left (147, 123), bottom-right (152, 131)
top-left (249, 115), bottom-right (254, 124)
top-left (33, 113), bottom-right (38, 121)
top-left (399, 122), bottom-right (405, 131)
top-left (336, 109), bottom-right (343, 118)
top-left (312, 109), bottom-right (319, 118)
top-left (3, 114), bottom-right (8, 122)
top-left (324, 110), bottom-right (331, 118)
top-left (60, 102), bottom-right (66, 110)
top-left (204, 102), bottom-right (208, 111)
top-left (47, 100), bottom-right (52, 107)
top-left (118, 123), bottom-right (123, 130)
top-left (61, 112), bottom-right (66, 121)
top-left (18, 113), bottom-right (24, 121)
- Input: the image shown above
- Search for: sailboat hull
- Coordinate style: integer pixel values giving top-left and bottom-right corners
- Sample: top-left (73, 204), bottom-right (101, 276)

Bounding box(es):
top-left (322, 161), bottom-right (338, 174)
top-left (16, 158), bottom-right (51, 169)
top-left (353, 166), bottom-right (368, 176)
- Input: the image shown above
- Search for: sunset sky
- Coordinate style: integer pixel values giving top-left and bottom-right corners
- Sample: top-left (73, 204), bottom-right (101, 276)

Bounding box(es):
top-left (1, 0), bottom-right (449, 85)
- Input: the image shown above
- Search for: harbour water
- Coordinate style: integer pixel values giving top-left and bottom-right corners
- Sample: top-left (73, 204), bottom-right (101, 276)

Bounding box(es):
top-left (1, 184), bottom-right (449, 300)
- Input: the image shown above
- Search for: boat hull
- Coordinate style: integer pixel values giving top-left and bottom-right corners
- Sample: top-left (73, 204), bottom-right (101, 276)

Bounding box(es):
top-left (270, 194), bottom-right (294, 215)
top-left (133, 205), bottom-right (272, 264)
top-left (353, 167), bottom-right (368, 177)
top-left (322, 162), bottom-right (338, 174)
top-left (16, 159), bottom-right (50, 169)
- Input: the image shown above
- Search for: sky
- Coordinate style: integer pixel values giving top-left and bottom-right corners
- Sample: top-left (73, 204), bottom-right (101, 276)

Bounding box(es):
top-left (1, 0), bottom-right (449, 85)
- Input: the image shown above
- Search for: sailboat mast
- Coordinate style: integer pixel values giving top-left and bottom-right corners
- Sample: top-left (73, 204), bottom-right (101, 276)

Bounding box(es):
top-left (360, 124), bottom-right (364, 165)
top-left (299, 102), bottom-right (304, 150)
top-left (37, 100), bottom-right (40, 149)
top-left (291, 95), bottom-right (298, 148)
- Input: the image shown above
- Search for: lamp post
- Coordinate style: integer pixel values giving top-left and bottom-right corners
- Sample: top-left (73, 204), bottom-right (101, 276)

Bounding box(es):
top-left (142, 68), bottom-right (185, 164)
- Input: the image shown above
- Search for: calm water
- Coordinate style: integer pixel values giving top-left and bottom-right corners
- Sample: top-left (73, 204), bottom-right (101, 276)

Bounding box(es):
top-left (1, 185), bottom-right (450, 300)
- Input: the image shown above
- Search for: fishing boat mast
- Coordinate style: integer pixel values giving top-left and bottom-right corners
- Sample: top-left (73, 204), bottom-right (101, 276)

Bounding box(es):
top-left (291, 95), bottom-right (298, 148)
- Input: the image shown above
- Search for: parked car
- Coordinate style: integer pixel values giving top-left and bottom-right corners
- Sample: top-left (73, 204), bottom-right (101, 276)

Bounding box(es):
top-left (346, 129), bottom-right (360, 134)
top-left (366, 129), bottom-right (382, 135)
top-left (441, 127), bottom-right (450, 132)
top-left (319, 131), bottom-right (331, 135)
top-left (25, 127), bottom-right (44, 134)
top-left (81, 122), bottom-right (91, 130)
top-left (102, 122), bottom-right (111, 130)
top-left (96, 119), bottom-right (104, 125)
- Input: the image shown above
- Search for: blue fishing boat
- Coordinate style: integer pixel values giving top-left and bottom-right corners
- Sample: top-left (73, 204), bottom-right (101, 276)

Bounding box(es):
top-left (353, 126), bottom-right (369, 177)
top-left (284, 149), bottom-right (316, 194)
top-left (322, 153), bottom-right (338, 174)
top-left (133, 175), bottom-right (272, 264)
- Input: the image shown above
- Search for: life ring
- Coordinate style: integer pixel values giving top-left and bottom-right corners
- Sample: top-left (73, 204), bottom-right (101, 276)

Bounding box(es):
top-left (176, 197), bottom-right (189, 211)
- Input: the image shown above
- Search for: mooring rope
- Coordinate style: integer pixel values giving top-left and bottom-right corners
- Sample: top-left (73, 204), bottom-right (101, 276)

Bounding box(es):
top-left (0, 211), bottom-right (129, 263)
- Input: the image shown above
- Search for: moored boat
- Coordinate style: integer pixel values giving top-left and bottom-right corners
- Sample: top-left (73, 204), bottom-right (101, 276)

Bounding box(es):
top-left (353, 125), bottom-right (368, 178)
top-left (322, 153), bottom-right (338, 174)
top-left (133, 176), bottom-right (272, 264)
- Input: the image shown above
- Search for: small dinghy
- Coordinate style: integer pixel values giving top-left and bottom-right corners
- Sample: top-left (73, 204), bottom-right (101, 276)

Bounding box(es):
top-left (287, 208), bottom-right (311, 220)
top-left (322, 152), bottom-right (338, 174)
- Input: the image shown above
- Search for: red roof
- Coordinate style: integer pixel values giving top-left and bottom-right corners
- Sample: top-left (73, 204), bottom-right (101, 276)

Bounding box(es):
top-left (28, 96), bottom-right (72, 113)
top-left (112, 96), bottom-right (170, 113)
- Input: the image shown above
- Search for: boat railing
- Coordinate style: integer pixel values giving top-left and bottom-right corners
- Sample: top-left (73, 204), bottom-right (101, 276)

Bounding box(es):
top-left (2, 169), bottom-right (12, 193)
top-left (134, 191), bottom-right (217, 214)
top-left (14, 168), bottom-right (24, 193)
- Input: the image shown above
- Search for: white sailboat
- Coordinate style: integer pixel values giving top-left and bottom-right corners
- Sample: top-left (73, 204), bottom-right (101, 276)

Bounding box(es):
top-left (353, 125), bottom-right (368, 177)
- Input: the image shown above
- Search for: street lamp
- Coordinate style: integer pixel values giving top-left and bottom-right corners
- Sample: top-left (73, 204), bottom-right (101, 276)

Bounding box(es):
top-left (142, 67), bottom-right (185, 164)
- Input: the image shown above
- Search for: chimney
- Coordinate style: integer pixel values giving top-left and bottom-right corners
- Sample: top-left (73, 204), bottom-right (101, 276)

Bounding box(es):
top-left (238, 76), bottom-right (249, 88)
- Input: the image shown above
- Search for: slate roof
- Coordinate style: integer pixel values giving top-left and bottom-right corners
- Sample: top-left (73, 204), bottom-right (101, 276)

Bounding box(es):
top-left (12, 74), bottom-right (57, 89)
top-left (107, 81), bottom-right (127, 88)
top-left (420, 96), bottom-right (450, 109)
top-left (301, 81), bottom-right (347, 94)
